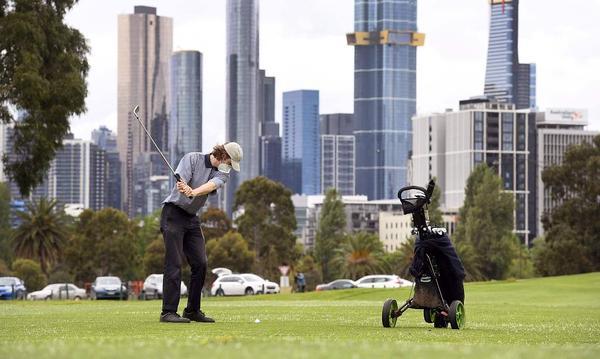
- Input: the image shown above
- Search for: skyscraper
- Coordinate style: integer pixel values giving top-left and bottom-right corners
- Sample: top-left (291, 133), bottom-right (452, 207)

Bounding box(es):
top-left (170, 50), bottom-right (203, 171)
top-left (347, 0), bottom-right (424, 200)
top-left (282, 90), bottom-right (320, 195)
top-left (258, 69), bottom-right (281, 183)
top-left (46, 137), bottom-right (107, 211)
top-left (117, 6), bottom-right (172, 217)
top-left (320, 113), bottom-right (356, 196)
top-left (91, 126), bottom-right (121, 210)
top-left (226, 0), bottom-right (260, 212)
top-left (484, 0), bottom-right (536, 109)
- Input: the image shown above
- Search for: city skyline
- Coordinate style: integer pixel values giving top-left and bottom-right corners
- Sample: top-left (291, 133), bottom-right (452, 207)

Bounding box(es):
top-left (64, 0), bottom-right (600, 150)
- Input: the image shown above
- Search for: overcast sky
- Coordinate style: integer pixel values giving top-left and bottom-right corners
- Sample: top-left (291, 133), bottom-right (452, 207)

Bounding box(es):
top-left (65, 0), bottom-right (600, 151)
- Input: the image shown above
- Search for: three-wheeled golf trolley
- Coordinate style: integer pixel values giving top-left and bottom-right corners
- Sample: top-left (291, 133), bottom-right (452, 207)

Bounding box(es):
top-left (382, 180), bottom-right (466, 330)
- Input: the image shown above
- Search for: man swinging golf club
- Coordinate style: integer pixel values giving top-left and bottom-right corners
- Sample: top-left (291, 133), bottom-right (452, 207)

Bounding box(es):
top-left (159, 142), bottom-right (243, 323)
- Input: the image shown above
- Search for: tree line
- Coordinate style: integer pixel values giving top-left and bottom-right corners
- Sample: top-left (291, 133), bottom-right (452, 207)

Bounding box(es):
top-left (1, 136), bottom-right (598, 291)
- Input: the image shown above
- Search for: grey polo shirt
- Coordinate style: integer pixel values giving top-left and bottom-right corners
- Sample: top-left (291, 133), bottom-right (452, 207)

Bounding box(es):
top-left (162, 153), bottom-right (229, 215)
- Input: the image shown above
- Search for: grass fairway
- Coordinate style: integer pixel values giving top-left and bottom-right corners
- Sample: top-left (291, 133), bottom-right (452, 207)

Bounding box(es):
top-left (1, 273), bottom-right (599, 358)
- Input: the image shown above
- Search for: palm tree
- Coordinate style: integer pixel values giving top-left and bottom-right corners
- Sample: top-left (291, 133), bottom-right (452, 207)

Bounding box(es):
top-left (12, 198), bottom-right (68, 276)
top-left (332, 232), bottom-right (387, 280)
top-left (385, 236), bottom-right (415, 278)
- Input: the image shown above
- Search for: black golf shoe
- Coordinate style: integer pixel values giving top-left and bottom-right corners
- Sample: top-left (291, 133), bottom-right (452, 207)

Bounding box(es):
top-left (183, 309), bottom-right (215, 323)
top-left (160, 312), bottom-right (191, 323)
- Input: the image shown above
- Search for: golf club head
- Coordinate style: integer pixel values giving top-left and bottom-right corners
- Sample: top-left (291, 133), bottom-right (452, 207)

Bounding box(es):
top-left (133, 105), bottom-right (140, 119)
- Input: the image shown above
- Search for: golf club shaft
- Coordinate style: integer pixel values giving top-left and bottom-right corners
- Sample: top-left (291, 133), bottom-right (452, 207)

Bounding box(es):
top-left (132, 106), bottom-right (179, 180)
top-left (133, 106), bottom-right (192, 198)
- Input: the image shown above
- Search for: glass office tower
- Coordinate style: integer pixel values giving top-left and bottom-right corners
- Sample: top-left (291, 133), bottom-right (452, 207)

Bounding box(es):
top-left (225, 0), bottom-right (260, 213)
top-left (170, 50), bottom-right (203, 172)
top-left (282, 90), bottom-right (320, 195)
top-left (348, 0), bottom-right (424, 200)
top-left (484, 0), bottom-right (536, 109)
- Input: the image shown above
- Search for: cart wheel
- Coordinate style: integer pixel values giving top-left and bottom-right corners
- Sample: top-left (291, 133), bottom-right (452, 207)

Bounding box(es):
top-left (449, 300), bottom-right (465, 330)
top-left (433, 313), bottom-right (448, 328)
top-left (382, 298), bottom-right (398, 328)
top-left (423, 308), bottom-right (435, 323)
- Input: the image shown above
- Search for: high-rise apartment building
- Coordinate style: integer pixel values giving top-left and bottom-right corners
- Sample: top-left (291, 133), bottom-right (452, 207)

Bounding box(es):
top-left (347, 0), bottom-right (424, 200)
top-left (412, 98), bottom-right (537, 244)
top-left (320, 113), bottom-right (355, 196)
top-left (117, 6), bottom-right (172, 216)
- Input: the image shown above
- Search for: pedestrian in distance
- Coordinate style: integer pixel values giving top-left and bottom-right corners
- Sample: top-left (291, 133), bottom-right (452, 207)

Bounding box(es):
top-left (159, 142), bottom-right (243, 323)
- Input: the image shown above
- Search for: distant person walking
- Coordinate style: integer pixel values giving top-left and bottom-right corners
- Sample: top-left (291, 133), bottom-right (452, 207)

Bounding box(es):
top-left (296, 272), bottom-right (306, 293)
top-left (159, 143), bottom-right (243, 323)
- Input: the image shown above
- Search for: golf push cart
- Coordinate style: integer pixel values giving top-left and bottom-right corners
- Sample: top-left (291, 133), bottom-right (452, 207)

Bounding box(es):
top-left (382, 180), bottom-right (466, 330)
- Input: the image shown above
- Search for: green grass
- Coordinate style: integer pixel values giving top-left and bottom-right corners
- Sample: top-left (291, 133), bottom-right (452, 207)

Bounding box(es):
top-left (1, 273), bottom-right (599, 358)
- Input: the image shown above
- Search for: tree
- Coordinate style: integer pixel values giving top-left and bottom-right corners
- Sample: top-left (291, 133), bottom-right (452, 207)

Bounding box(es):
top-left (533, 227), bottom-right (592, 277)
top-left (537, 135), bottom-right (600, 274)
top-left (384, 237), bottom-right (415, 279)
top-left (453, 164), bottom-right (517, 280)
top-left (12, 198), bottom-right (68, 276)
top-left (12, 258), bottom-right (46, 291)
top-left (0, 259), bottom-right (11, 276)
top-left (315, 188), bottom-right (347, 282)
top-left (332, 232), bottom-right (388, 280)
top-left (200, 207), bottom-right (232, 241)
top-left (0, 0), bottom-right (90, 196)
top-left (234, 176), bottom-right (298, 280)
top-left (143, 237), bottom-right (164, 276)
top-left (428, 177), bottom-right (444, 227)
top-left (134, 210), bottom-right (161, 265)
top-left (64, 208), bottom-right (139, 283)
top-left (0, 182), bottom-right (12, 264)
top-left (206, 231), bottom-right (254, 274)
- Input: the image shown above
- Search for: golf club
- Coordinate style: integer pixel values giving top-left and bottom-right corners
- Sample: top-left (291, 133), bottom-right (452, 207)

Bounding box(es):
top-left (132, 105), bottom-right (191, 198)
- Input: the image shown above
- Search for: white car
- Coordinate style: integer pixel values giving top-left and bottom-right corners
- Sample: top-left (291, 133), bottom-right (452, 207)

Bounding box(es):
top-left (211, 274), bottom-right (276, 296)
top-left (142, 274), bottom-right (188, 300)
top-left (27, 283), bottom-right (87, 300)
top-left (355, 275), bottom-right (413, 289)
top-left (242, 273), bottom-right (280, 294)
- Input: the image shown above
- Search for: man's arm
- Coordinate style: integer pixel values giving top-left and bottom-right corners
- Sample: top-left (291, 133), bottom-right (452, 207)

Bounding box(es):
top-left (190, 181), bottom-right (218, 197)
top-left (178, 171), bottom-right (228, 197)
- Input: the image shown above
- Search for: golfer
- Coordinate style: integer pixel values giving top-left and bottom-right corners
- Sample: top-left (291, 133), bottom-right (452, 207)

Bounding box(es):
top-left (159, 142), bottom-right (243, 323)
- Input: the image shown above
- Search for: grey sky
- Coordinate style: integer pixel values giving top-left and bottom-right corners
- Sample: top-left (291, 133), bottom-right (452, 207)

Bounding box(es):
top-left (65, 0), bottom-right (600, 151)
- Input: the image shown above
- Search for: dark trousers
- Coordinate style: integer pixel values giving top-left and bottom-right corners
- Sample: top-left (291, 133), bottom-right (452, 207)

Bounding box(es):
top-left (160, 203), bottom-right (207, 314)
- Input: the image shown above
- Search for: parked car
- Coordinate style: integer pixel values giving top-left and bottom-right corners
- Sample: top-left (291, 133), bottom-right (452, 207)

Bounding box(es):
top-left (0, 277), bottom-right (26, 300)
top-left (90, 276), bottom-right (128, 300)
top-left (27, 283), bottom-right (87, 300)
top-left (241, 273), bottom-right (280, 294)
top-left (316, 279), bottom-right (358, 291)
top-left (211, 274), bottom-right (271, 296)
top-left (211, 268), bottom-right (233, 277)
top-left (141, 274), bottom-right (188, 300)
top-left (355, 275), bottom-right (413, 289)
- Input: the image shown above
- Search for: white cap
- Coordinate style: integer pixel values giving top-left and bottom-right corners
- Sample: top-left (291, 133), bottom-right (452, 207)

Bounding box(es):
top-left (224, 142), bottom-right (243, 171)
